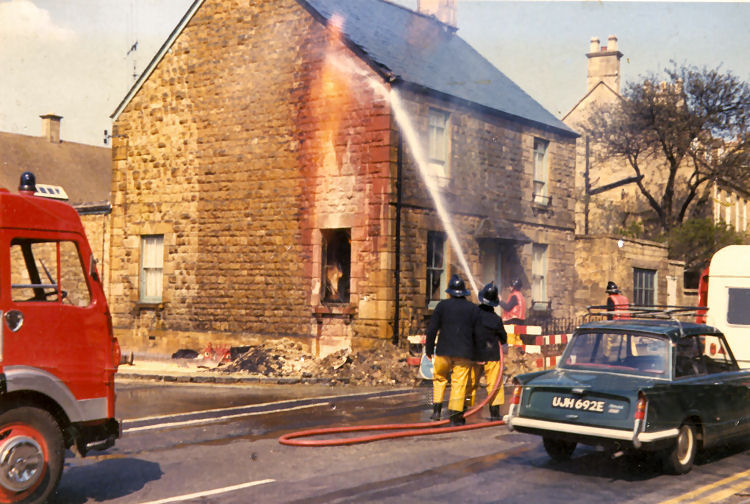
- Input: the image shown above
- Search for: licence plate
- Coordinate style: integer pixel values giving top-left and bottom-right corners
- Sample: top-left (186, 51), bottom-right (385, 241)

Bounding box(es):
top-left (551, 395), bottom-right (606, 413)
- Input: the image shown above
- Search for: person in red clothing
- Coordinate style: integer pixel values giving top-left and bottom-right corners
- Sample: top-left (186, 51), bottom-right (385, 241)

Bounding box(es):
top-left (499, 278), bottom-right (526, 325)
top-left (606, 281), bottom-right (630, 320)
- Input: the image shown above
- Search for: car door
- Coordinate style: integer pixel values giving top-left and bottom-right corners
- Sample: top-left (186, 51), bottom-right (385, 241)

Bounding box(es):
top-left (4, 231), bottom-right (109, 403)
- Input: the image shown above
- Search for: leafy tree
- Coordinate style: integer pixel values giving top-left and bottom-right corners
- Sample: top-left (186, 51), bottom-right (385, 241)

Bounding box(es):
top-left (581, 63), bottom-right (750, 237)
top-left (668, 217), bottom-right (745, 272)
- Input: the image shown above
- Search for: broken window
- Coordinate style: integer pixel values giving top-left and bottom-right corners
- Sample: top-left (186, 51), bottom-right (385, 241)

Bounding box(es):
top-left (322, 229), bottom-right (350, 304)
top-left (10, 239), bottom-right (91, 306)
top-left (140, 235), bottom-right (164, 303)
top-left (533, 138), bottom-right (550, 205)
top-left (426, 231), bottom-right (447, 308)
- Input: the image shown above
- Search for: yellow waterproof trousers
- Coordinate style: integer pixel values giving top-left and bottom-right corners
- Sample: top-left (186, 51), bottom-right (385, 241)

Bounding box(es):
top-left (432, 355), bottom-right (472, 411)
top-left (465, 360), bottom-right (504, 407)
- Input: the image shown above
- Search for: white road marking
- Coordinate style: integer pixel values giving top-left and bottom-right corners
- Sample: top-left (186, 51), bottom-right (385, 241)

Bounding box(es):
top-left (123, 389), bottom-right (414, 424)
top-left (123, 402), bottom-right (330, 433)
top-left (138, 479), bottom-right (275, 504)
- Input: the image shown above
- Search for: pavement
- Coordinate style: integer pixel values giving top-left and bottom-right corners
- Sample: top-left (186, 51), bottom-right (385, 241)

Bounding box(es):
top-left (115, 353), bottom-right (410, 386)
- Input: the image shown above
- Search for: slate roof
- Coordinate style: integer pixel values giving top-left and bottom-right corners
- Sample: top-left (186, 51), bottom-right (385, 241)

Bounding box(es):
top-left (0, 132), bottom-right (111, 208)
top-left (301, 0), bottom-right (576, 137)
top-left (113, 0), bottom-right (576, 137)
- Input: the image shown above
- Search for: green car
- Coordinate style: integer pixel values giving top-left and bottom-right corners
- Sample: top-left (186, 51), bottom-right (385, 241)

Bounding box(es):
top-left (505, 316), bottom-right (750, 474)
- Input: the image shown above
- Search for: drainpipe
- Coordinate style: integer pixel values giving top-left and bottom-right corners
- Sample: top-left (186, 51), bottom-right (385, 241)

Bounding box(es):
top-left (393, 128), bottom-right (403, 345)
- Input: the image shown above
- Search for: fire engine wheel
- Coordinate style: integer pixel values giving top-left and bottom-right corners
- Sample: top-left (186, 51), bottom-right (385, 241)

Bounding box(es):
top-left (542, 437), bottom-right (577, 461)
top-left (0, 407), bottom-right (64, 504)
top-left (663, 422), bottom-right (697, 475)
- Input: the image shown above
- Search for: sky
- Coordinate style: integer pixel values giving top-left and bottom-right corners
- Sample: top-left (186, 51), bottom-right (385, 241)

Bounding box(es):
top-left (1, 0), bottom-right (749, 147)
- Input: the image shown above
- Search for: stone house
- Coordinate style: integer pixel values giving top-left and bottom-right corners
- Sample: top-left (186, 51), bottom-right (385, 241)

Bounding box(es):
top-left (108, 0), bottom-right (578, 356)
top-left (563, 37), bottom-right (694, 311)
top-left (0, 114), bottom-right (112, 282)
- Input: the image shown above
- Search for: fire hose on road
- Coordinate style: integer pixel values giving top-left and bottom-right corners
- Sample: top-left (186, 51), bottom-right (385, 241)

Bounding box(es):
top-left (278, 350), bottom-right (505, 446)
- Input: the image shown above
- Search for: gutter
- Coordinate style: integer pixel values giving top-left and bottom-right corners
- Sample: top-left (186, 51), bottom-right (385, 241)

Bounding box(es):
top-left (393, 127), bottom-right (403, 345)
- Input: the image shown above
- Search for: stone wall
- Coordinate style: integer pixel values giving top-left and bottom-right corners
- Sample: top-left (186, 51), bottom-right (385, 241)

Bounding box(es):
top-left (110, 0), bottom-right (396, 355)
top-left (394, 89), bottom-right (577, 332)
top-left (574, 234), bottom-right (686, 316)
top-left (108, 0), bottom-right (578, 356)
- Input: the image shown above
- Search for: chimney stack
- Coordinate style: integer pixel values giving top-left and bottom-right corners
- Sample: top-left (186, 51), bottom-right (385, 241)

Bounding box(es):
top-left (586, 35), bottom-right (623, 93)
top-left (40, 114), bottom-right (62, 143)
top-left (417, 0), bottom-right (457, 28)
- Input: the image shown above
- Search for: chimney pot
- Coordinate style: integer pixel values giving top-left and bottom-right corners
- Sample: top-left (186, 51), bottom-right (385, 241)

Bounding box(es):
top-left (417, 0), bottom-right (457, 28)
top-left (589, 37), bottom-right (600, 53)
top-left (607, 35), bottom-right (618, 52)
top-left (40, 114), bottom-right (62, 143)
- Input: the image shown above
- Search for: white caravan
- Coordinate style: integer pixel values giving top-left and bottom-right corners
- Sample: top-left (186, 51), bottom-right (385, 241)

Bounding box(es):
top-left (705, 245), bottom-right (750, 368)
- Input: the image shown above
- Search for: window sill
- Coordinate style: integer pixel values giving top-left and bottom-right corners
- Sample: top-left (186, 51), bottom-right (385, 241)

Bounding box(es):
top-left (136, 301), bottom-right (165, 311)
top-left (313, 304), bottom-right (356, 324)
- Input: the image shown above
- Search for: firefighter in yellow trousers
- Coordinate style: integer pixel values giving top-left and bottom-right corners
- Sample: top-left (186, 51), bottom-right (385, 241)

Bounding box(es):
top-left (425, 274), bottom-right (479, 426)
top-left (466, 281), bottom-right (508, 421)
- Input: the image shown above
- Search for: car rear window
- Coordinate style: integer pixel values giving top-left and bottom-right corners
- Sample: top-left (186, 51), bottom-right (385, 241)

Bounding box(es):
top-left (561, 331), bottom-right (668, 375)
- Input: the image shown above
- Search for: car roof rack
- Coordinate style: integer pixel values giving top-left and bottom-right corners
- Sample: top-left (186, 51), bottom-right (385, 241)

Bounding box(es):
top-left (585, 305), bottom-right (708, 321)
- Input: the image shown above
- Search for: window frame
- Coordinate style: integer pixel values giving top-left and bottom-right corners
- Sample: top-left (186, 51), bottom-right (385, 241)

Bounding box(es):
top-left (531, 243), bottom-right (548, 311)
top-left (139, 234), bottom-right (164, 304)
top-left (321, 228), bottom-right (351, 305)
top-left (532, 138), bottom-right (550, 206)
top-left (427, 108), bottom-right (451, 182)
top-left (633, 267), bottom-right (656, 306)
top-left (426, 231), bottom-right (447, 309)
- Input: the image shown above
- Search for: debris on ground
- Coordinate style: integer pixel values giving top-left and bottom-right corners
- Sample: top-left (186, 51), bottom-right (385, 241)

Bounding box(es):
top-left (503, 346), bottom-right (540, 379)
top-left (180, 338), bottom-right (422, 386)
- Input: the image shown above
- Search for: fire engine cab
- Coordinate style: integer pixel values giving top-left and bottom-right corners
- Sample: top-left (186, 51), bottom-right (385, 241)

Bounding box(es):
top-left (0, 172), bottom-right (120, 504)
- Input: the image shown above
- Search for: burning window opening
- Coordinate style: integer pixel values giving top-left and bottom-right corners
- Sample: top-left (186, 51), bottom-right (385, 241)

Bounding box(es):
top-left (322, 229), bottom-right (351, 304)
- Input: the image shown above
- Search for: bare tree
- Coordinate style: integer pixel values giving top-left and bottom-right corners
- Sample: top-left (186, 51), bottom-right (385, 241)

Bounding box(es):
top-left (581, 63), bottom-right (750, 237)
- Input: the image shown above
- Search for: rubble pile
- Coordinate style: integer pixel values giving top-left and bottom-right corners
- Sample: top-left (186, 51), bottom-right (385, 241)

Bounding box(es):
top-left (218, 338), bottom-right (421, 386)
top-left (502, 346), bottom-right (540, 378)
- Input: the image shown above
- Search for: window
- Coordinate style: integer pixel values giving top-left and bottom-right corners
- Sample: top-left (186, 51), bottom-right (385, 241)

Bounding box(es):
top-left (426, 231), bottom-right (447, 308)
top-left (10, 239), bottom-right (91, 306)
top-left (322, 229), bottom-right (350, 303)
top-left (633, 267), bottom-right (656, 306)
top-left (675, 335), bottom-right (708, 377)
top-left (140, 235), bottom-right (164, 303)
top-left (427, 108), bottom-right (450, 181)
top-left (727, 288), bottom-right (750, 325)
top-left (531, 244), bottom-right (548, 310)
top-left (533, 138), bottom-right (550, 205)
top-left (479, 240), bottom-right (503, 288)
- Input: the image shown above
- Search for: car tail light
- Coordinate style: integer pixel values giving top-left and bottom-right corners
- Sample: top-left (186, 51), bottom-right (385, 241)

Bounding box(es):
top-left (511, 384), bottom-right (522, 405)
top-left (634, 393), bottom-right (647, 420)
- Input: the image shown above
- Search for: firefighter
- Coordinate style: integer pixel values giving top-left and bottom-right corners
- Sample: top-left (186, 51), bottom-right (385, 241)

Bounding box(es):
top-left (425, 274), bottom-right (478, 426)
top-left (466, 281), bottom-right (508, 421)
top-left (606, 281), bottom-right (630, 320)
top-left (499, 278), bottom-right (526, 325)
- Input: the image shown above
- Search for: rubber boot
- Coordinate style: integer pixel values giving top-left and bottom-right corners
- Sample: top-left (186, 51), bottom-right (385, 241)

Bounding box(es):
top-left (430, 403), bottom-right (442, 421)
top-left (448, 409), bottom-right (465, 426)
top-left (489, 405), bottom-right (501, 421)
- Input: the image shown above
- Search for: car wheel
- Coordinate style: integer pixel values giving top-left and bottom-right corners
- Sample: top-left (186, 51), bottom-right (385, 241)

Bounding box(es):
top-left (0, 407), bottom-right (64, 504)
top-left (663, 422), bottom-right (697, 475)
top-left (543, 437), bottom-right (577, 461)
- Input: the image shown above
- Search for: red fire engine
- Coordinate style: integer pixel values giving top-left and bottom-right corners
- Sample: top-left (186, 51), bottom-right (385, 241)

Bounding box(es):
top-left (0, 172), bottom-right (120, 503)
